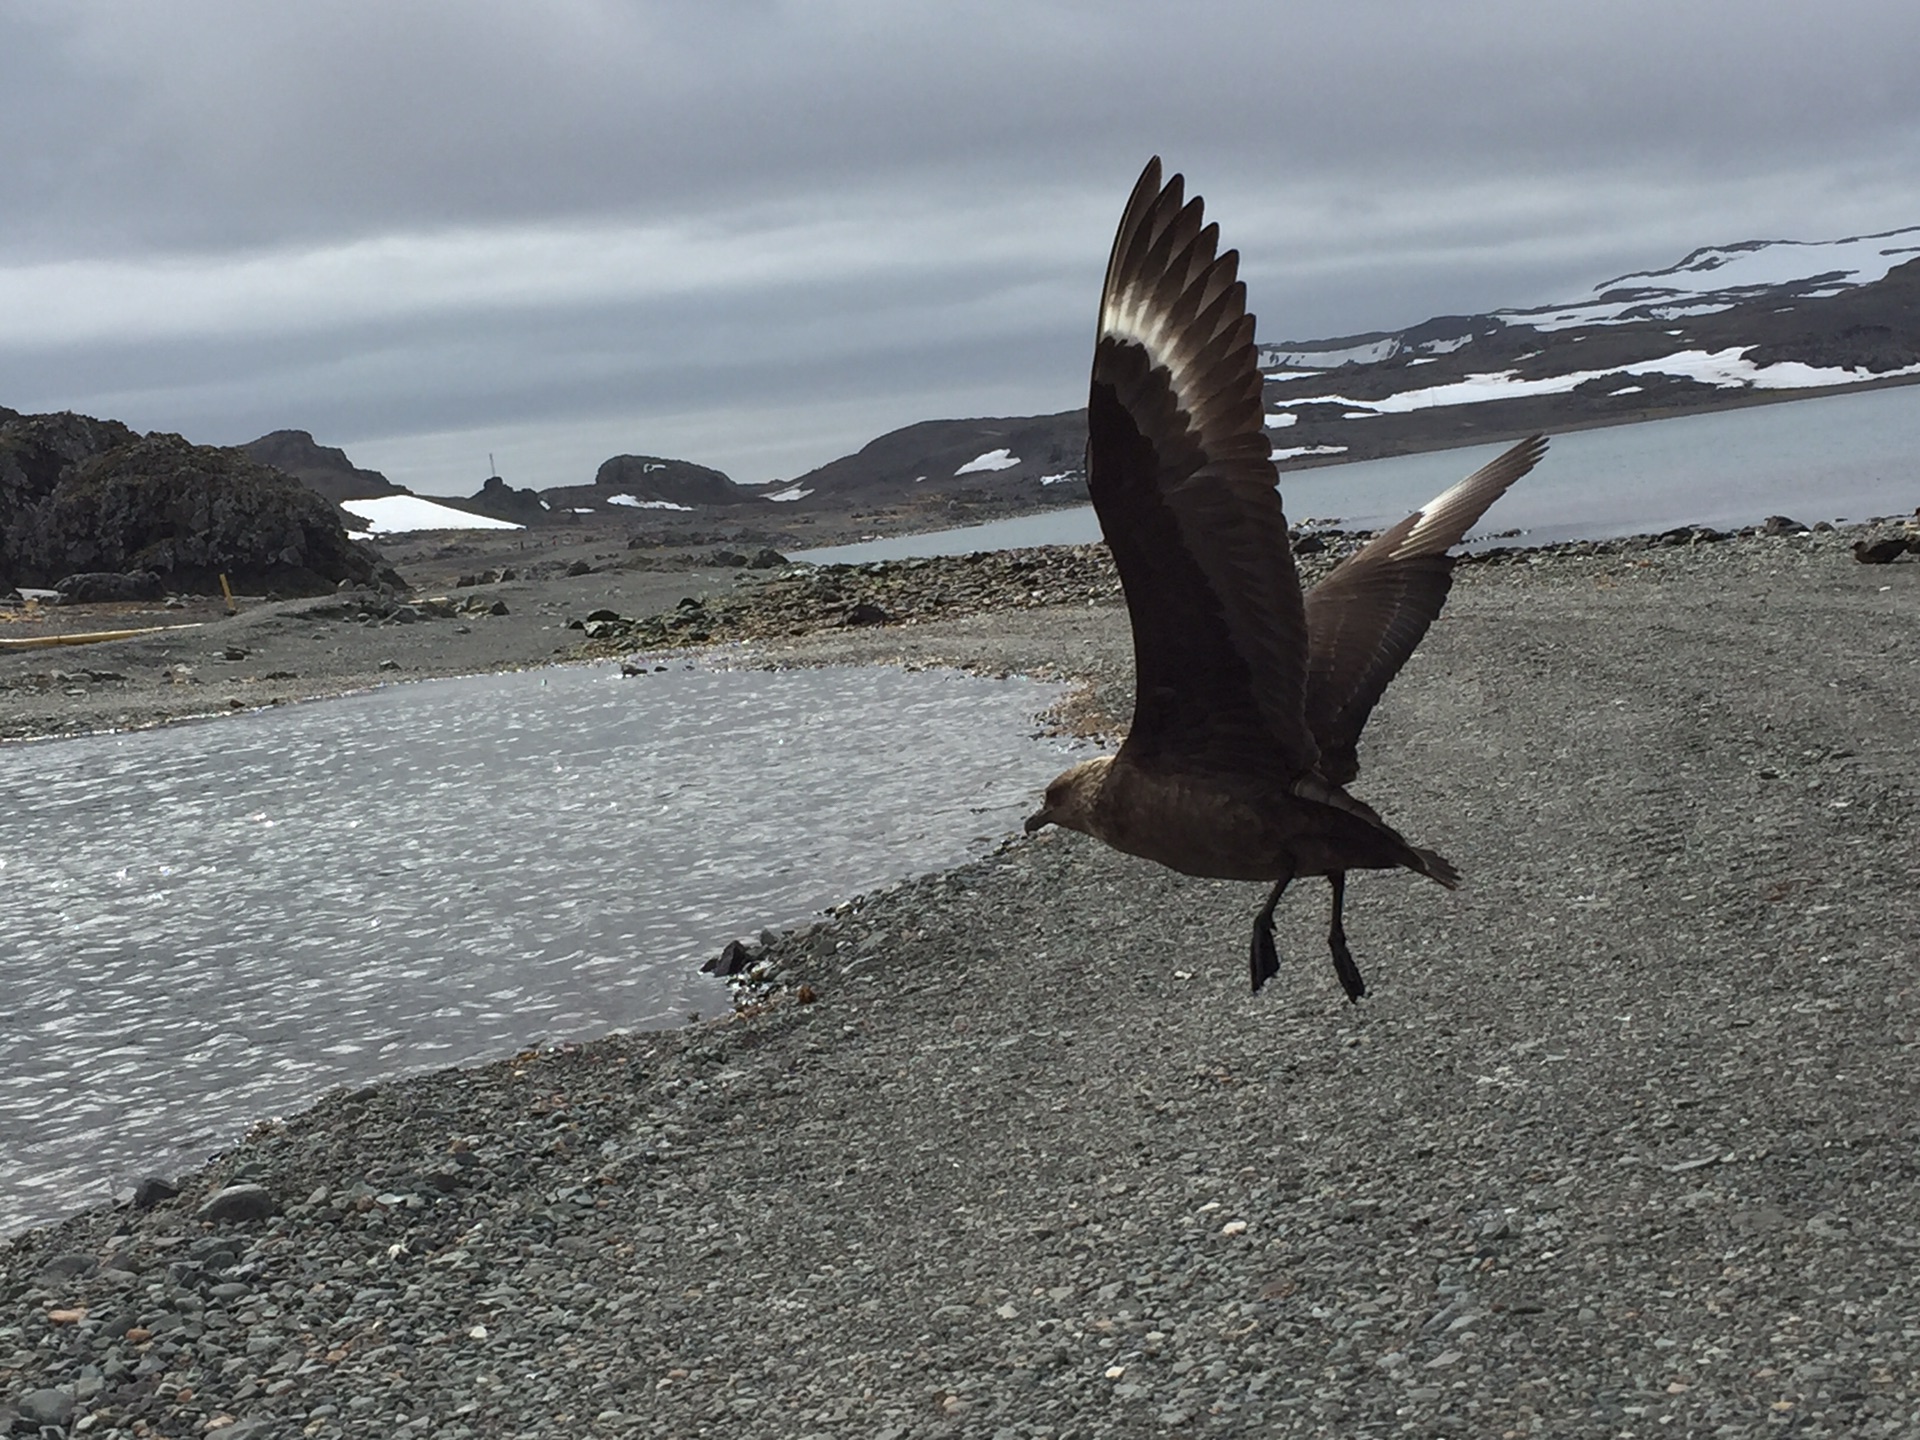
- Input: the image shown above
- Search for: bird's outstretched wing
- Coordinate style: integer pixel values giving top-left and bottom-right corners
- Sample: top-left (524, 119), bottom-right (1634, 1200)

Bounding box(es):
top-left (1090, 157), bottom-right (1319, 780)
top-left (1303, 434), bottom-right (1548, 783)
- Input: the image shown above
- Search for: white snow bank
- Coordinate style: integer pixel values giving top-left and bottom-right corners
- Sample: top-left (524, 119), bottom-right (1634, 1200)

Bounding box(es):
top-left (608, 494), bottom-right (693, 511)
top-left (1267, 348), bottom-right (1920, 416)
top-left (1507, 227), bottom-right (1920, 332)
top-left (340, 496), bottom-right (522, 534)
top-left (1262, 339), bottom-right (1397, 368)
top-left (955, 448), bottom-right (1019, 475)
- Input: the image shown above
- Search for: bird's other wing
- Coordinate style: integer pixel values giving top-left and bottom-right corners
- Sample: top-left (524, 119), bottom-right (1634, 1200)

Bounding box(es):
top-left (1303, 434), bottom-right (1547, 783)
top-left (1090, 157), bottom-right (1319, 780)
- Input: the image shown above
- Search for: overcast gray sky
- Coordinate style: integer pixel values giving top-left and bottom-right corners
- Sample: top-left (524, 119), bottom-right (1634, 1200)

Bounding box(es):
top-left (4, 1), bottom-right (1919, 494)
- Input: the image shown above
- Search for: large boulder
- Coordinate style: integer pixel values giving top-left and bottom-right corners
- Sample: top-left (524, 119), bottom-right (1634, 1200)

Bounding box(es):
top-left (1, 418), bottom-right (386, 596)
top-left (54, 570), bottom-right (167, 603)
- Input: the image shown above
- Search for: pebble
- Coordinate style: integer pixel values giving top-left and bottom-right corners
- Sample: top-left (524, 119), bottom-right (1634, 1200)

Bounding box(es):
top-left (17, 1388), bottom-right (74, 1426)
top-left (190, 1184), bottom-right (273, 1225)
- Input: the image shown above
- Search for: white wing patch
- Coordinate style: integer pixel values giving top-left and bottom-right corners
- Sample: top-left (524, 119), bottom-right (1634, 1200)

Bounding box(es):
top-left (1102, 276), bottom-right (1220, 431)
top-left (1389, 437), bottom-right (1547, 559)
top-left (1391, 471), bottom-right (1486, 559)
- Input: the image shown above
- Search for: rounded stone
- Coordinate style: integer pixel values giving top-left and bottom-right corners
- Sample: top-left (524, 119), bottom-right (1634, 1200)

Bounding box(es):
top-left (17, 1388), bottom-right (75, 1427)
top-left (195, 1183), bottom-right (277, 1223)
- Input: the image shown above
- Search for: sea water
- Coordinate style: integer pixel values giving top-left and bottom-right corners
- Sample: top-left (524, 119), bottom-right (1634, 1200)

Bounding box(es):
top-left (793, 384), bottom-right (1920, 564)
top-left (0, 662), bottom-right (1077, 1234)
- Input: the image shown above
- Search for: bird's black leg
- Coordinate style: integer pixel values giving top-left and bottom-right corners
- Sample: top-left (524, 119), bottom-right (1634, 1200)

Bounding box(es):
top-left (1327, 871), bottom-right (1367, 1003)
top-left (1248, 872), bottom-right (1293, 993)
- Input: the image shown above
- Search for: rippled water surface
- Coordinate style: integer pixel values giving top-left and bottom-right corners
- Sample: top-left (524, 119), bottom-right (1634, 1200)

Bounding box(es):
top-left (0, 662), bottom-right (1075, 1234)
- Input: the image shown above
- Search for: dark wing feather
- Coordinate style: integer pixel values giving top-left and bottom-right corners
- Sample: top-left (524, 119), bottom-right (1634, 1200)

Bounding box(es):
top-left (1090, 158), bottom-right (1319, 780)
top-left (1303, 434), bottom-right (1547, 783)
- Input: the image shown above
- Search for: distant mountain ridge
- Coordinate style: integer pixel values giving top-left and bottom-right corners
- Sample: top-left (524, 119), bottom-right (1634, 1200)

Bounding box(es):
top-left (1260, 225), bottom-right (1920, 366)
top-left (235, 221), bottom-right (1920, 532)
top-left (1251, 225), bottom-right (1920, 465)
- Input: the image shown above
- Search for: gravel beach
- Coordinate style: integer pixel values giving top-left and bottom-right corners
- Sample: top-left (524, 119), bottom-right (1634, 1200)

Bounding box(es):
top-left (4, 527), bottom-right (1919, 1438)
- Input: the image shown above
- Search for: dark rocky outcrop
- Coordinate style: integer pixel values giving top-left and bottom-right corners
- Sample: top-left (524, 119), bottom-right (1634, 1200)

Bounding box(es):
top-left (238, 430), bottom-right (405, 503)
top-left (1852, 534), bottom-right (1916, 563)
top-left (54, 570), bottom-right (166, 603)
top-left (528, 453), bottom-right (762, 519)
top-left (456, 474), bottom-right (552, 526)
top-left (1746, 256), bottom-right (1920, 373)
top-left (0, 407), bottom-right (137, 518)
top-left (1, 412), bottom-right (387, 597)
top-left (590, 454), bottom-right (754, 507)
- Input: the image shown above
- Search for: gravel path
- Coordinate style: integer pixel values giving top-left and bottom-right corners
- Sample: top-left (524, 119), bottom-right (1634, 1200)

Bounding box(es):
top-left (4, 529), bottom-right (1919, 1437)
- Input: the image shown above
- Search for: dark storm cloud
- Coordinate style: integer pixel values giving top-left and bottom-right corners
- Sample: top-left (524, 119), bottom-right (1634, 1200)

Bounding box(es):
top-left (4, 1), bottom-right (1920, 490)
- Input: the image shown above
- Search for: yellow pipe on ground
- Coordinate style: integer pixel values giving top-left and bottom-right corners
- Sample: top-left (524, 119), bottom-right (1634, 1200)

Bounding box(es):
top-left (0, 622), bottom-right (205, 651)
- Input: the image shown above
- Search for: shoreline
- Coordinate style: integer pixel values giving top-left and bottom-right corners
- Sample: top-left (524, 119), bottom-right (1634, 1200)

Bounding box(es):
top-left (4, 514), bottom-right (1908, 747)
top-left (4, 527), bottom-right (1920, 1436)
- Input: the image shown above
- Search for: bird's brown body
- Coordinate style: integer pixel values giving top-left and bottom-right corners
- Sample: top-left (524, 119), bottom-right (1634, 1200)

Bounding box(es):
top-left (1040, 754), bottom-right (1447, 887)
top-left (1026, 158), bottom-right (1544, 1000)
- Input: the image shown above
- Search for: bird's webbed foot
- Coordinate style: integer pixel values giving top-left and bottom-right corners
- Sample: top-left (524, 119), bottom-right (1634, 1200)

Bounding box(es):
top-left (1327, 871), bottom-right (1367, 1003)
top-left (1248, 873), bottom-right (1292, 993)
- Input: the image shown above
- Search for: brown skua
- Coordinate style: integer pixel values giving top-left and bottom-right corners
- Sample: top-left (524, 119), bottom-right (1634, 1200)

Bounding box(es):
top-left (1025, 157), bottom-right (1547, 1001)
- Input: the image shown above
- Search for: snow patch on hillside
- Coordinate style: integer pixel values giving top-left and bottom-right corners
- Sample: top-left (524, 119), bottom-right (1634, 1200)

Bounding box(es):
top-left (1265, 347), bottom-right (1920, 416)
top-left (1261, 339), bottom-right (1397, 369)
top-left (955, 448), bottom-right (1019, 475)
top-left (608, 494), bottom-right (693, 511)
top-left (340, 496), bottom-right (523, 534)
top-left (1502, 227), bottom-right (1920, 332)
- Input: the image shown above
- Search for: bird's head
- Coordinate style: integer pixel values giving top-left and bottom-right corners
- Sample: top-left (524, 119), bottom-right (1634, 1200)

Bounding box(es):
top-left (1024, 755), bottom-right (1113, 836)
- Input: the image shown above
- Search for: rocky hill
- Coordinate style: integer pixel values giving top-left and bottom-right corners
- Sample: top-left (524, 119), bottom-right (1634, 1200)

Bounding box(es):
top-left (768, 412), bottom-right (1087, 516)
top-left (238, 429), bottom-right (405, 503)
top-left (2, 409), bottom-right (389, 596)
top-left (1255, 226), bottom-right (1920, 465)
top-left (524, 453), bottom-right (767, 521)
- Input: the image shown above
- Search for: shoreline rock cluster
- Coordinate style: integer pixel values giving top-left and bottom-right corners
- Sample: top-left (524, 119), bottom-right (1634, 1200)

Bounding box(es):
top-left (568, 546), bottom-right (1129, 655)
top-left (562, 512), bottom-right (1920, 663)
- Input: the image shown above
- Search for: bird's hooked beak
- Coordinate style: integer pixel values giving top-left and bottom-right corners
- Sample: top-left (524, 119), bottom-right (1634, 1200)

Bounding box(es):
top-left (1024, 806), bottom-right (1053, 835)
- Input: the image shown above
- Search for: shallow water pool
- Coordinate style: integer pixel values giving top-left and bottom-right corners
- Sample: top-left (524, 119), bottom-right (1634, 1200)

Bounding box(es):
top-left (0, 661), bottom-right (1077, 1234)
